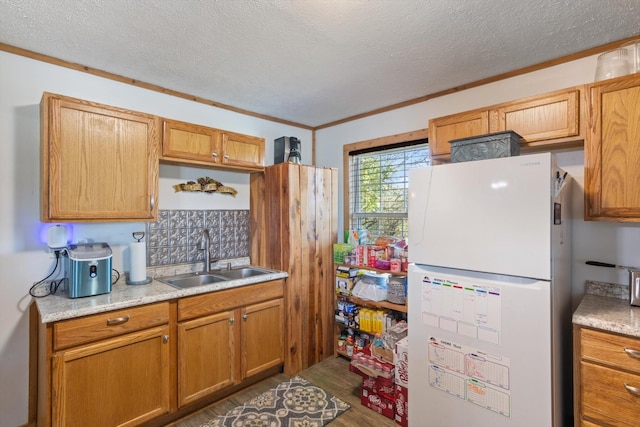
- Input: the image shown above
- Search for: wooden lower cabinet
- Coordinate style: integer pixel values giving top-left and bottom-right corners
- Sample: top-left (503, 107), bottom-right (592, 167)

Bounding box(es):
top-left (36, 281), bottom-right (285, 427)
top-left (574, 325), bottom-right (640, 426)
top-left (52, 326), bottom-right (171, 427)
top-left (176, 280), bottom-right (285, 408)
top-left (242, 298), bottom-right (284, 377)
top-left (177, 310), bottom-right (236, 406)
top-left (37, 302), bottom-right (171, 427)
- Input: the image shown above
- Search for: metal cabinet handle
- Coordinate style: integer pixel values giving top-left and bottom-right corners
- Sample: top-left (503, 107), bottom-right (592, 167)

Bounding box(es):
top-left (229, 317), bottom-right (235, 324)
top-left (224, 154), bottom-right (230, 159)
top-left (150, 195), bottom-right (155, 211)
top-left (624, 348), bottom-right (640, 358)
top-left (162, 335), bottom-right (169, 343)
top-left (242, 314), bottom-right (248, 320)
top-left (106, 315), bottom-right (130, 326)
top-left (624, 383), bottom-right (640, 395)
top-left (211, 152), bottom-right (218, 157)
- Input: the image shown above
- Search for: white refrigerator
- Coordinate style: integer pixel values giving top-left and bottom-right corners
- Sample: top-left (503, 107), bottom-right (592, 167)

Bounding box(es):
top-left (407, 152), bottom-right (572, 427)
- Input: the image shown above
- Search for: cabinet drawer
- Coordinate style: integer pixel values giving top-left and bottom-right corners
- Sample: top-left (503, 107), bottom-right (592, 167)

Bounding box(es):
top-left (178, 280), bottom-right (284, 321)
top-left (53, 302), bottom-right (170, 350)
top-left (580, 328), bottom-right (640, 374)
top-left (581, 361), bottom-right (640, 427)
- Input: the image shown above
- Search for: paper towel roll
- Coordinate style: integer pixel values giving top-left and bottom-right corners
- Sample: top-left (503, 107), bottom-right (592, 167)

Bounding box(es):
top-left (129, 241), bottom-right (147, 282)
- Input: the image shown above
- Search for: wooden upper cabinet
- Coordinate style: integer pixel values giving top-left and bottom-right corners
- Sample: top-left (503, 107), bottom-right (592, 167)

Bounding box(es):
top-left (585, 74), bottom-right (640, 221)
top-left (162, 119), bottom-right (222, 164)
top-left (428, 109), bottom-right (489, 156)
top-left (161, 118), bottom-right (265, 171)
top-left (428, 87), bottom-right (585, 159)
top-left (41, 92), bottom-right (160, 222)
top-left (489, 88), bottom-right (582, 146)
top-left (221, 132), bottom-right (265, 169)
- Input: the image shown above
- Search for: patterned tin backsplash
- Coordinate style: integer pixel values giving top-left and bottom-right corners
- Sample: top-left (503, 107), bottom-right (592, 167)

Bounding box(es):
top-left (146, 209), bottom-right (250, 266)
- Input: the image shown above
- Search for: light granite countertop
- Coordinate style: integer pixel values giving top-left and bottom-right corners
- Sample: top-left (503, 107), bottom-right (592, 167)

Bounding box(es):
top-left (35, 259), bottom-right (288, 323)
top-left (573, 281), bottom-right (640, 338)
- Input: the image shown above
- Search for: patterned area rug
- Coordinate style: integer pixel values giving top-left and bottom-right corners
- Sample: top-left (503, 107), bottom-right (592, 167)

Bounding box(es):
top-left (202, 376), bottom-right (350, 427)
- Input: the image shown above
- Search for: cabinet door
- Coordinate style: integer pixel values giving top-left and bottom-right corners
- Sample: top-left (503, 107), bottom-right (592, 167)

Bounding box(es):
top-left (428, 109), bottom-right (489, 156)
top-left (490, 89), bottom-right (581, 145)
top-left (41, 93), bottom-right (159, 222)
top-left (221, 132), bottom-right (265, 169)
top-left (162, 119), bottom-right (221, 164)
top-left (52, 325), bottom-right (170, 427)
top-left (177, 310), bottom-right (236, 407)
top-left (242, 298), bottom-right (284, 378)
top-left (585, 76), bottom-right (640, 221)
top-left (580, 361), bottom-right (640, 427)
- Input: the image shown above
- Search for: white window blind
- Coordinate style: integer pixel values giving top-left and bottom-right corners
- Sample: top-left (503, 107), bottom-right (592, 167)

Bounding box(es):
top-left (349, 141), bottom-right (430, 239)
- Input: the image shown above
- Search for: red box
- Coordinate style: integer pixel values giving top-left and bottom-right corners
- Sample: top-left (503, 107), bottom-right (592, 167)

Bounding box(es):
top-left (362, 374), bottom-right (395, 400)
top-left (361, 381), bottom-right (395, 419)
top-left (349, 361), bottom-right (368, 378)
top-left (394, 384), bottom-right (408, 427)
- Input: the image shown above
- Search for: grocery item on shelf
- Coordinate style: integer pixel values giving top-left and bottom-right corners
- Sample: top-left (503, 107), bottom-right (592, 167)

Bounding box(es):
top-left (335, 265), bottom-right (360, 296)
top-left (334, 231), bottom-right (408, 269)
top-left (387, 275), bottom-right (407, 304)
top-left (352, 271), bottom-right (389, 301)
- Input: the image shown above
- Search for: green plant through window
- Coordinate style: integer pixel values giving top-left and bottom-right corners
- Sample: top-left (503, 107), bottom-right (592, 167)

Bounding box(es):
top-left (349, 142), bottom-right (430, 239)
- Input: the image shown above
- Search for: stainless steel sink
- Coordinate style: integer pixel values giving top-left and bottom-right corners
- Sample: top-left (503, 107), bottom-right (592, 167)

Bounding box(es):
top-left (157, 266), bottom-right (274, 289)
top-left (159, 273), bottom-right (227, 289)
top-left (214, 266), bottom-right (273, 280)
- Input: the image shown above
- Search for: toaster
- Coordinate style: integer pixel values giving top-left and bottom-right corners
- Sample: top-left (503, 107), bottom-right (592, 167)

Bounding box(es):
top-left (66, 242), bottom-right (113, 298)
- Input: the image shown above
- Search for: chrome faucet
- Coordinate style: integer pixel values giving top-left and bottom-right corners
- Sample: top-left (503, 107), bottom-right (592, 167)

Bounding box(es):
top-left (199, 229), bottom-right (211, 272)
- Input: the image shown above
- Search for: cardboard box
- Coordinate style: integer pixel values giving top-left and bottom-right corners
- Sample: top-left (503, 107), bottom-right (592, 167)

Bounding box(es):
top-left (335, 265), bottom-right (359, 296)
top-left (393, 337), bottom-right (408, 427)
top-left (394, 337), bottom-right (409, 388)
top-left (361, 381), bottom-right (395, 419)
top-left (394, 384), bottom-right (408, 427)
top-left (371, 344), bottom-right (394, 363)
top-left (350, 359), bottom-right (394, 383)
top-left (362, 374), bottom-right (395, 400)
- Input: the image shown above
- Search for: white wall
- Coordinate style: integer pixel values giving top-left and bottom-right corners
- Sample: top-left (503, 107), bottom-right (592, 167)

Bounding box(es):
top-left (4, 47), bottom-right (640, 426)
top-left (315, 55), bottom-right (640, 313)
top-left (0, 51), bottom-right (311, 427)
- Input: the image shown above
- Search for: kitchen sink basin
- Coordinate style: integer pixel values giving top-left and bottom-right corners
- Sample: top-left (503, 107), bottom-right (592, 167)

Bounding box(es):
top-left (159, 273), bottom-right (227, 289)
top-left (214, 266), bottom-right (273, 280)
top-left (157, 266), bottom-right (275, 289)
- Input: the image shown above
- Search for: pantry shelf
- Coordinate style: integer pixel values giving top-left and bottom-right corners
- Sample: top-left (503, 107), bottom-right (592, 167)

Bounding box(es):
top-left (336, 264), bottom-right (408, 277)
top-left (344, 295), bottom-right (407, 314)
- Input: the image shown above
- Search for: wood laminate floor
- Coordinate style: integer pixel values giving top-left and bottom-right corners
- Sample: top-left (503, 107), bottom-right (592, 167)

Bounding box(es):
top-left (168, 356), bottom-right (398, 427)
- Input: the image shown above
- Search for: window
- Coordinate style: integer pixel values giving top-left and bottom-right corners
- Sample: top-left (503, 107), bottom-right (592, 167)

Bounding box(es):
top-left (348, 139), bottom-right (430, 239)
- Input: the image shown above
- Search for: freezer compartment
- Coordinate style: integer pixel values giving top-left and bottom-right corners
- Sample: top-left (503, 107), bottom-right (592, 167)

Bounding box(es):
top-left (408, 152), bottom-right (567, 280)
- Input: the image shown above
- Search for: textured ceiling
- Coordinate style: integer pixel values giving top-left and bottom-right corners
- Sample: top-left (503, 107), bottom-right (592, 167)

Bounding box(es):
top-left (1, 0), bottom-right (640, 127)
